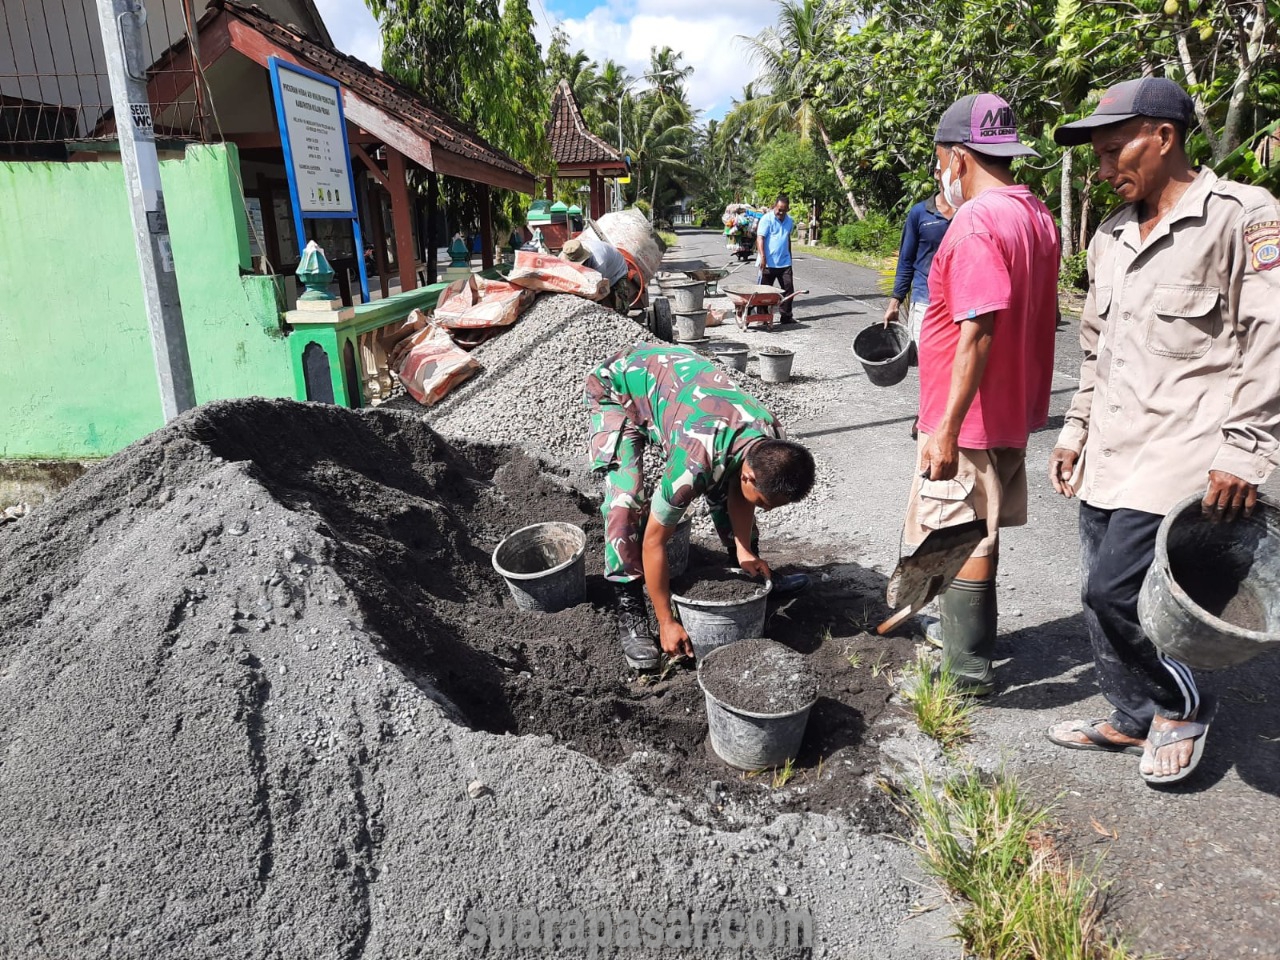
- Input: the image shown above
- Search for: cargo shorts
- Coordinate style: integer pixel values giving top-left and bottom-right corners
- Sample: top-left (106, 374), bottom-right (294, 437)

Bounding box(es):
top-left (902, 432), bottom-right (1028, 558)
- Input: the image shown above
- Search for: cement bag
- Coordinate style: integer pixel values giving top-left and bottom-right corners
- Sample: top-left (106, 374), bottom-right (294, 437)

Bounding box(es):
top-left (507, 250), bottom-right (608, 300)
top-left (434, 274), bottom-right (535, 330)
top-left (393, 322), bottom-right (481, 407)
top-left (594, 210), bottom-right (662, 280)
top-left (705, 296), bottom-right (736, 328)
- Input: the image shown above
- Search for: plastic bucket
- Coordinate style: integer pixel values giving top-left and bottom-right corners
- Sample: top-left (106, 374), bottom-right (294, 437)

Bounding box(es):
top-left (757, 347), bottom-right (795, 383)
top-left (713, 348), bottom-right (748, 372)
top-left (673, 310), bottom-right (707, 342)
top-left (664, 279), bottom-right (706, 313)
top-left (671, 578), bottom-right (772, 661)
top-left (698, 639), bottom-right (817, 771)
top-left (491, 521), bottom-right (587, 613)
top-left (1138, 492), bottom-right (1280, 669)
top-left (853, 321), bottom-right (911, 387)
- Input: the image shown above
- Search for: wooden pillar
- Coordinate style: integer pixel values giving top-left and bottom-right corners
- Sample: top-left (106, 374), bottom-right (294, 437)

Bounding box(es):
top-left (425, 171), bottom-right (439, 285)
top-left (545, 176), bottom-right (553, 201)
top-left (367, 178), bottom-right (391, 299)
top-left (480, 185), bottom-right (495, 270)
top-left (386, 146), bottom-right (417, 293)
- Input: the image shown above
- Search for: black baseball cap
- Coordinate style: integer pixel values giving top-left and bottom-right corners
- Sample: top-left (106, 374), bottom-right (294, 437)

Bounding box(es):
top-left (933, 93), bottom-right (1039, 158)
top-left (1054, 77), bottom-right (1194, 145)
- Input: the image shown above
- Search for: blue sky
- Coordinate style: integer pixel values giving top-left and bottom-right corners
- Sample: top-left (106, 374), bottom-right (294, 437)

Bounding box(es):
top-left (311, 0), bottom-right (782, 121)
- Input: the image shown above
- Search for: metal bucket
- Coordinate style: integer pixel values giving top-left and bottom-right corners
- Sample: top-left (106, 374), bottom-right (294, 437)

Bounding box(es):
top-left (853, 321), bottom-right (911, 387)
top-left (673, 310), bottom-right (707, 342)
top-left (491, 521), bottom-right (587, 613)
top-left (698, 639), bottom-right (817, 771)
top-left (757, 347), bottom-right (795, 383)
top-left (664, 279), bottom-right (706, 313)
top-left (671, 578), bottom-right (772, 661)
top-left (1138, 493), bottom-right (1280, 670)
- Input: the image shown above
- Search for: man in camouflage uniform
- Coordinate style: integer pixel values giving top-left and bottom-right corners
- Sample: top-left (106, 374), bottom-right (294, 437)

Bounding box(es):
top-left (584, 345), bottom-right (816, 669)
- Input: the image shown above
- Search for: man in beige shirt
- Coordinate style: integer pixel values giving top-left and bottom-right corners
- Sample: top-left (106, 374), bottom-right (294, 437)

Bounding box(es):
top-left (1046, 77), bottom-right (1280, 785)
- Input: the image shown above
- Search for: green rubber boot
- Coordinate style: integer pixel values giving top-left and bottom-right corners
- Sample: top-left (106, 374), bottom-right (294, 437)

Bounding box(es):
top-left (938, 578), bottom-right (997, 695)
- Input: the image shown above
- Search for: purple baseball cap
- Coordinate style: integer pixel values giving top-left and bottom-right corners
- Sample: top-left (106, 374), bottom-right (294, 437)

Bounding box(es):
top-left (934, 93), bottom-right (1039, 158)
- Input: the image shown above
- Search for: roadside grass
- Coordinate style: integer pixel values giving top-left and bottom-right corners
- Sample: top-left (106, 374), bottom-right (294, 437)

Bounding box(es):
top-left (902, 768), bottom-right (1145, 960)
top-left (657, 230), bottom-right (678, 248)
top-left (803, 243), bottom-right (895, 276)
top-left (899, 653), bottom-right (976, 751)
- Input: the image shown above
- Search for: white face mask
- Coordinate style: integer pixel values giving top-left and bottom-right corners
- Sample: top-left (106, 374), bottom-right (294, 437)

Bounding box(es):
top-left (940, 150), bottom-right (966, 208)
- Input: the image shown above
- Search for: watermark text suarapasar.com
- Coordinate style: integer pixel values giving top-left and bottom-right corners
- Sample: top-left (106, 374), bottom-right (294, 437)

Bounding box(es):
top-left (463, 906), bottom-right (813, 953)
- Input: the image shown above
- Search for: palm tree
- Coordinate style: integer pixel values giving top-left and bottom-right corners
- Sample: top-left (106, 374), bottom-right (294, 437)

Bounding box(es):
top-left (624, 96), bottom-right (695, 213)
top-left (648, 46), bottom-right (694, 104)
top-left (738, 0), bottom-right (866, 218)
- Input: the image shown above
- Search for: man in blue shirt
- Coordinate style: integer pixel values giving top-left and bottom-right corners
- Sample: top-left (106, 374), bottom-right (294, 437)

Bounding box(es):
top-left (883, 183), bottom-right (953, 352)
top-left (756, 194), bottom-right (797, 324)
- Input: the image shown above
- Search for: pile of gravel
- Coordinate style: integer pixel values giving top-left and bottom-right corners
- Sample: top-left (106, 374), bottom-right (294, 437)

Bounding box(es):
top-left (0, 399), bottom-right (946, 958)
top-left (410, 294), bottom-right (813, 468)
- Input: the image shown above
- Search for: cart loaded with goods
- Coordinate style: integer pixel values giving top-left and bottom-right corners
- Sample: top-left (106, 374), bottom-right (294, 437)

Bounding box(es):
top-left (722, 203), bottom-right (762, 262)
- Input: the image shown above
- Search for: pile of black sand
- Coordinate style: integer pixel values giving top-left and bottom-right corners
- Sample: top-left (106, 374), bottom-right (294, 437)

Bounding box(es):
top-left (0, 399), bottom-right (939, 959)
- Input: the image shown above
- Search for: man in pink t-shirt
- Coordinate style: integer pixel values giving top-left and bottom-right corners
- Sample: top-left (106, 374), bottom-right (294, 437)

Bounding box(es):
top-left (902, 92), bottom-right (1060, 694)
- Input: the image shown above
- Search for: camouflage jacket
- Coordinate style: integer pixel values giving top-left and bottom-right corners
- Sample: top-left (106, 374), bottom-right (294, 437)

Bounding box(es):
top-left (584, 345), bottom-right (781, 525)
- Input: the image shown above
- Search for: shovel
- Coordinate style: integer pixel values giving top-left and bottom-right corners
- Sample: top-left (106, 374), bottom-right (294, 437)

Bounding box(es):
top-left (875, 518), bottom-right (987, 635)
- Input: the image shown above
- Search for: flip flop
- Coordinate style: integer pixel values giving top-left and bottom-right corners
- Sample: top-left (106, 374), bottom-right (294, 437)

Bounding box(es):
top-left (1141, 697), bottom-right (1217, 786)
top-left (1045, 719), bottom-right (1144, 756)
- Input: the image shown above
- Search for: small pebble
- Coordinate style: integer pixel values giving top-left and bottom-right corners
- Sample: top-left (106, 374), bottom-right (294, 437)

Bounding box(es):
top-left (467, 780), bottom-right (490, 799)
top-left (774, 883), bottom-right (790, 896)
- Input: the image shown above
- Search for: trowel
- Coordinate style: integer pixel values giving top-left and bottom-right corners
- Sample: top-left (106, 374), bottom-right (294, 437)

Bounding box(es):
top-left (876, 518), bottom-right (987, 635)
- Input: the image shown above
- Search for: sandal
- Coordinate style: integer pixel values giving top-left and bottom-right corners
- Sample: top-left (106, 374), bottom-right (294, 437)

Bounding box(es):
top-left (1141, 697), bottom-right (1217, 786)
top-left (1045, 719), bottom-right (1144, 756)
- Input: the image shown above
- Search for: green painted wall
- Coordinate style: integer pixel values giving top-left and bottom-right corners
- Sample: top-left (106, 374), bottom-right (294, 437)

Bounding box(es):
top-left (0, 144), bottom-right (295, 459)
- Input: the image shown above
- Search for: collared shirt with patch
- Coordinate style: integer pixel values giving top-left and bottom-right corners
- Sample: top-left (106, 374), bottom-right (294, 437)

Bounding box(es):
top-left (1057, 168), bottom-right (1280, 514)
top-left (583, 345), bottom-right (781, 525)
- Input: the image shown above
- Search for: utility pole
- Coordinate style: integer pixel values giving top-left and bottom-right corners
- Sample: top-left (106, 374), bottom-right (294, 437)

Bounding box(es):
top-left (95, 0), bottom-right (196, 420)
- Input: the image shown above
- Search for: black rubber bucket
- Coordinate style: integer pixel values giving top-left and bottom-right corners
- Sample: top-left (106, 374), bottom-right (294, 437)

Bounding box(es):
top-left (852, 321), bottom-right (911, 387)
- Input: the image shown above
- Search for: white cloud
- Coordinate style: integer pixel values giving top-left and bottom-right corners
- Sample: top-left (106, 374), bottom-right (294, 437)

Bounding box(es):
top-left (311, 0), bottom-right (774, 120)
top-left (544, 1), bottom-right (777, 120)
top-left (311, 0), bottom-right (383, 68)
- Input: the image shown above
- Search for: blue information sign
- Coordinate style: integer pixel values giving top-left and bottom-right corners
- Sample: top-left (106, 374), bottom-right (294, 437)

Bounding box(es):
top-left (268, 57), bottom-right (370, 302)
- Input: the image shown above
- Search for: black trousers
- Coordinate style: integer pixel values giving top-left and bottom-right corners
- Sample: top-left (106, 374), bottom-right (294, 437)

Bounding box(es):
top-left (1079, 503), bottom-right (1201, 738)
top-left (760, 266), bottom-right (795, 321)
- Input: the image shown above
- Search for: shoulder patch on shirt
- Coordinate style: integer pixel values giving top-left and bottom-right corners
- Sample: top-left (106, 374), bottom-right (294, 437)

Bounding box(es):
top-left (1244, 219), bottom-right (1280, 271)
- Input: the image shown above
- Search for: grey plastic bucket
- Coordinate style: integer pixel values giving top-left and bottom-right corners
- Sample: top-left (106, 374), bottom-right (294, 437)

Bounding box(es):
top-left (853, 321), bottom-right (911, 387)
top-left (1138, 492), bottom-right (1280, 669)
top-left (698, 640), bottom-right (817, 771)
top-left (671, 578), bottom-right (772, 660)
top-left (491, 521), bottom-right (587, 613)
top-left (757, 347), bottom-right (795, 383)
top-left (666, 518), bottom-right (692, 578)
top-left (673, 310), bottom-right (707, 342)
top-left (664, 278), bottom-right (706, 313)
top-left (713, 347), bottom-right (748, 372)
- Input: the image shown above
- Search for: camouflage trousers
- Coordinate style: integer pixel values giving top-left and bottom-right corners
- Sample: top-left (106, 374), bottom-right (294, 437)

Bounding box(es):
top-left (598, 422), bottom-right (749, 583)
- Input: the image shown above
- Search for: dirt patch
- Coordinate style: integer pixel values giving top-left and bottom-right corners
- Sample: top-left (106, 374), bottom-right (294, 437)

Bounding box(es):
top-left (672, 566), bottom-right (769, 602)
top-left (700, 639), bottom-right (817, 714)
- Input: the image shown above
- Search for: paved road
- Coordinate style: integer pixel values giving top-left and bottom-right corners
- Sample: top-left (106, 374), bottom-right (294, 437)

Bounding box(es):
top-left (671, 228), bottom-right (1280, 959)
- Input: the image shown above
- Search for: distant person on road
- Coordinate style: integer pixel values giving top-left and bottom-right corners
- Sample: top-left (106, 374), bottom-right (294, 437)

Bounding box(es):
top-left (901, 93), bottom-right (1060, 695)
top-left (756, 194), bottom-right (798, 324)
top-left (885, 166), bottom-right (955, 438)
top-left (584, 345), bottom-right (816, 670)
top-left (1045, 78), bottom-right (1280, 785)
top-left (884, 168), bottom-right (955, 356)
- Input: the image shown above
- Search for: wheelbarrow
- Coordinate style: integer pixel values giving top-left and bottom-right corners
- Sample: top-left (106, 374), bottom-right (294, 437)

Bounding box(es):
top-left (721, 281), bottom-right (808, 331)
top-left (687, 260), bottom-right (748, 296)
